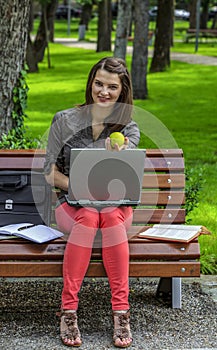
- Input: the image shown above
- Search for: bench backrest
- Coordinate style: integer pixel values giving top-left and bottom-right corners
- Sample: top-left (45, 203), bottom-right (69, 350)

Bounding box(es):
top-left (0, 149), bottom-right (185, 226)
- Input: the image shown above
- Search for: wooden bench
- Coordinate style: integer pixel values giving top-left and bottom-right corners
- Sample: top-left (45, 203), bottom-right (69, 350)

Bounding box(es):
top-left (0, 149), bottom-right (200, 308)
top-left (185, 28), bottom-right (217, 42)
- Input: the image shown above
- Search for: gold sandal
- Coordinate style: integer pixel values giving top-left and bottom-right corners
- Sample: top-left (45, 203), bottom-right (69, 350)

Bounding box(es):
top-left (113, 310), bottom-right (133, 348)
top-left (60, 310), bottom-right (82, 347)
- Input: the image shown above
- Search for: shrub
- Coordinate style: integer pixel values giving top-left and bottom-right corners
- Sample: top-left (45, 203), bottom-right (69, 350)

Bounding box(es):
top-left (0, 129), bottom-right (39, 149)
top-left (0, 69), bottom-right (39, 150)
top-left (185, 166), bottom-right (205, 218)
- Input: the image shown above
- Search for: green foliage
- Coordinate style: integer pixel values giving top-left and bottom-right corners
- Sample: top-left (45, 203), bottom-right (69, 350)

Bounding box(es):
top-left (11, 69), bottom-right (29, 138)
top-left (0, 69), bottom-right (39, 150)
top-left (185, 166), bottom-right (205, 218)
top-left (200, 253), bottom-right (217, 275)
top-left (0, 129), bottom-right (39, 150)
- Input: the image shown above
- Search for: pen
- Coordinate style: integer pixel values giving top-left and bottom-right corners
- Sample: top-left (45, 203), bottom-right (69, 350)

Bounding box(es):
top-left (18, 224), bottom-right (35, 231)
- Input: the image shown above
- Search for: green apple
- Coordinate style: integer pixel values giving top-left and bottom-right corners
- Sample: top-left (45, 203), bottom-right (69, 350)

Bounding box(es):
top-left (110, 132), bottom-right (125, 148)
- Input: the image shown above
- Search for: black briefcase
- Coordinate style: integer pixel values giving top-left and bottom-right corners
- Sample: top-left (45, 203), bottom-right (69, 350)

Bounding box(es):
top-left (0, 170), bottom-right (51, 226)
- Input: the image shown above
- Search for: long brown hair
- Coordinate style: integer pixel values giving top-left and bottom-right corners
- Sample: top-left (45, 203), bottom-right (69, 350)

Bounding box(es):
top-left (83, 57), bottom-right (134, 131)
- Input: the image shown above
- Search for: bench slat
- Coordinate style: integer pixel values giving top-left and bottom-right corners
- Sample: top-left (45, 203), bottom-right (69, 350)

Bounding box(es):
top-left (142, 173), bottom-right (185, 188)
top-left (0, 156), bottom-right (184, 172)
top-left (0, 149), bottom-right (183, 158)
top-left (144, 157), bottom-right (184, 172)
top-left (86, 261), bottom-right (201, 278)
top-left (50, 208), bottom-right (185, 225)
top-left (0, 261), bottom-right (200, 278)
top-left (140, 191), bottom-right (185, 205)
top-left (0, 240), bottom-right (200, 260)
top-left (0, 157), bottom-right (45, 170)
top-left (132, 208), bottom-right (185, 224)
top-left (51, 190), bottom-right (185, 206)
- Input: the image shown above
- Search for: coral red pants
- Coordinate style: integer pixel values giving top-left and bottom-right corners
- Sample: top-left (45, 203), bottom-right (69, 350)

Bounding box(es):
top-left (55, 202), bottom-right (133, 311)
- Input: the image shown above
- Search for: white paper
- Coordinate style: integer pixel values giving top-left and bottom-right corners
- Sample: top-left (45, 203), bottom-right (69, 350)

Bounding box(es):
top-left (0, 223), bottom-right (64, 243)
top-left (0, 223), bottom-right (34, 235)
top-left (139, 224), bottom-right (202, 242)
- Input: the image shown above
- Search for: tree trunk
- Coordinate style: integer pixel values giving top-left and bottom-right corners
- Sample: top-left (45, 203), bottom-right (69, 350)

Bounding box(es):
top-left (97, 0), bottom-right (112, 52)
top-left (0, 0), bottom-right (31, 134)
top-left (47, 0), bottom-right (59, 42)
top-left (113, 0), bottom-right (132, 60)
top-left (200, 0), bottom-right (209, 29)
top-left (189, 0), bottom-right (197, 29)
top-left (26, 0), bottom-right (58, 73)
top-left (170, 0), bottom-right (175, 47)
top-left (26, 34), bottom-right (39, 73)
top-left (131, 0), bottom-right (149, 99)
top-left (149, 0), bottom-right (173, 73)
top-left (79, 3), bottom-right (93, 30)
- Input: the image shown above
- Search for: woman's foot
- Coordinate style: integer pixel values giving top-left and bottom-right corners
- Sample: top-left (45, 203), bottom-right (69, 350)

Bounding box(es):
top-left (60, 310), bottom-right (82, 347)
top-left (113, 310), bottom-right (132, 348)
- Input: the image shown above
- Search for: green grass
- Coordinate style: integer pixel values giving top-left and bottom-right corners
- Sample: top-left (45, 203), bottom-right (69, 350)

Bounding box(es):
top-left (26, 29), bottom-right (217, 273)
top-left (33, 17), bottom-right (217, 55)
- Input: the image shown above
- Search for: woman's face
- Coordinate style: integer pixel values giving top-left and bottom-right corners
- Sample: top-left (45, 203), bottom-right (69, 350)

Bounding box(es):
top-left (91, 69), bottom-right (122, 107)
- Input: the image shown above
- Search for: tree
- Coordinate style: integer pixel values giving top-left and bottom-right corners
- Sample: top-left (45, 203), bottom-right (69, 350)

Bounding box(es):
top-left (113, 0), bottom-right (132, 60)
top-left (131, 0), bottom-right (149, 99)
top-left (79, 1), bottom-right (93, 30)
top-left (26, 0), bottom-right (58, 73)
top-left (200, 0), bottom-right (210, 29)
top-left (97, 0), bottom-right (112, 52)
top-left (0, 0), bottom-right (31, 135)
top-left (189, 0), bottom-right (197, 29)
top-left (149, 0), bottom-right (174, 73)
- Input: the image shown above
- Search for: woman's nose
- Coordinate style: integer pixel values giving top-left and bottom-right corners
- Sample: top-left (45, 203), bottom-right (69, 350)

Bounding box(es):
top-left (101, 86), bottom-right (109, 95)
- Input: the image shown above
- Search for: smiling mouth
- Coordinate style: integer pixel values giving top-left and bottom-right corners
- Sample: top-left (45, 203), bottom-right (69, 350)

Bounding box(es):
top-left (98, 96), bottom-right (110, 102)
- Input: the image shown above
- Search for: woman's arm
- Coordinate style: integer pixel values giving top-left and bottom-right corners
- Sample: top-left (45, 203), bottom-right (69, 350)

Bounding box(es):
top-left (45, 163), bottom-right (69, 192)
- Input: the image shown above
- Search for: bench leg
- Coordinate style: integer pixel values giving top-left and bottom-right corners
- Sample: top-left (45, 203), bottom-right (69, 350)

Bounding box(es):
top-left (156, 277), bottom-right (182, 308)
top-left (172, 277), bottom-right (182, 308)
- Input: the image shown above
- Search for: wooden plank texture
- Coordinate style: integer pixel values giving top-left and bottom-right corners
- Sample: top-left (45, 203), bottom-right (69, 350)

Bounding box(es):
top-left (142, 174), bottom-right (185, 188)
top-left (140, 191), bottom-right (185, 205)
top-left (0, 261), bottom-right (200, 278)
top-left (0, 149), bottom-right (183, 158)
top-left (132, 208), bottom-right (186, 224)
top-left (0, 241), bottom-right (200, 260)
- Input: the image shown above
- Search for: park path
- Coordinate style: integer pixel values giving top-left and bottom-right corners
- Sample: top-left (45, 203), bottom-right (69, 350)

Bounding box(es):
top-left (55, 37), bottom-right (217, 66)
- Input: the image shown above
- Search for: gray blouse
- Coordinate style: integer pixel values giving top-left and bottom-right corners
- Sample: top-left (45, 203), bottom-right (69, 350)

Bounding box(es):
top-left (44, 107), bottom-right (140, 200)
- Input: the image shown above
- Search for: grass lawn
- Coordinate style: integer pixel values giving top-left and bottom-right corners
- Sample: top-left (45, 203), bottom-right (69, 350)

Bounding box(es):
top-left (25, 31), bottom-right (217, 273)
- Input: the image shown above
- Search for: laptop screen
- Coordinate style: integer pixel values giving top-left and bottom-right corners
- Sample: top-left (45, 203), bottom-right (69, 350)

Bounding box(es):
top-left (67, 149), bottom-right (145, 205)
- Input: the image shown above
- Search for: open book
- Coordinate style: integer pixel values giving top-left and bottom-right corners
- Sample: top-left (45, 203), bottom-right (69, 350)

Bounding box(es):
top-left (0, 223), bottom-right (64, 243)
top-left (138, 224), bottom-right (211, 243)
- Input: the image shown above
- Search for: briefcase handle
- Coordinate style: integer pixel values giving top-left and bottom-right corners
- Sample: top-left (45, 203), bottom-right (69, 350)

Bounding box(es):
top-left (0, 175), bottom-right (28, 191)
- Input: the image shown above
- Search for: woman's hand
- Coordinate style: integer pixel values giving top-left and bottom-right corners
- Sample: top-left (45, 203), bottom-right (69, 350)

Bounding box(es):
top-left (45, 164), bottom-right (69, 191)
top-left (105, 136), bottom-right (129, 151)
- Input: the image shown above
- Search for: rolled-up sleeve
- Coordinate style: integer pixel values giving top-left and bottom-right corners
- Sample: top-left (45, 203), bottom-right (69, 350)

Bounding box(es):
top-left (122, 121), bottom-right (140, 149)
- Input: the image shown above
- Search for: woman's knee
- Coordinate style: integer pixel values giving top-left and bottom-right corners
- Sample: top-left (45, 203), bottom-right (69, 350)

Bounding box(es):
top-left (74, 207), bottom-right (100, 228)
top-left (100, 206), bottom-right (133, 228)
top-left (55, 203), bottom-right (99, 234)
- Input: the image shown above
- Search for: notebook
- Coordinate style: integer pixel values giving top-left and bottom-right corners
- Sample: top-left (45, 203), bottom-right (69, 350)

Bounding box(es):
top-left (65, 148), bottom-right (145, 208)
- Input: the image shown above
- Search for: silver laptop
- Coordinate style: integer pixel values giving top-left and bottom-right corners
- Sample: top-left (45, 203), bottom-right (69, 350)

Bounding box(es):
top-left (65, 148), bottom-right (145, 207)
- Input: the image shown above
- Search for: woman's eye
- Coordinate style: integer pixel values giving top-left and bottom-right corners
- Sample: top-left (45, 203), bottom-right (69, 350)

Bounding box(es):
top-left (110, 85), bottom-right (118, 90)
top-left (95, 81), bottom-right (102, 87)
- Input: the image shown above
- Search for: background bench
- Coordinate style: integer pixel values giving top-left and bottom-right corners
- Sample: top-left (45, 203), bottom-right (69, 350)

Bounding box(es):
top-left (185, 28), bottom-right (217, 42)
top-left (0, 149), bottom-right (200, 308)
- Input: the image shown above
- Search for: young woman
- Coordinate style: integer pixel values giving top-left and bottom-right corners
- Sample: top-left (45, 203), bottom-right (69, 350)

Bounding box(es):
top-left (44, 57), bottom-right (140, 348)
